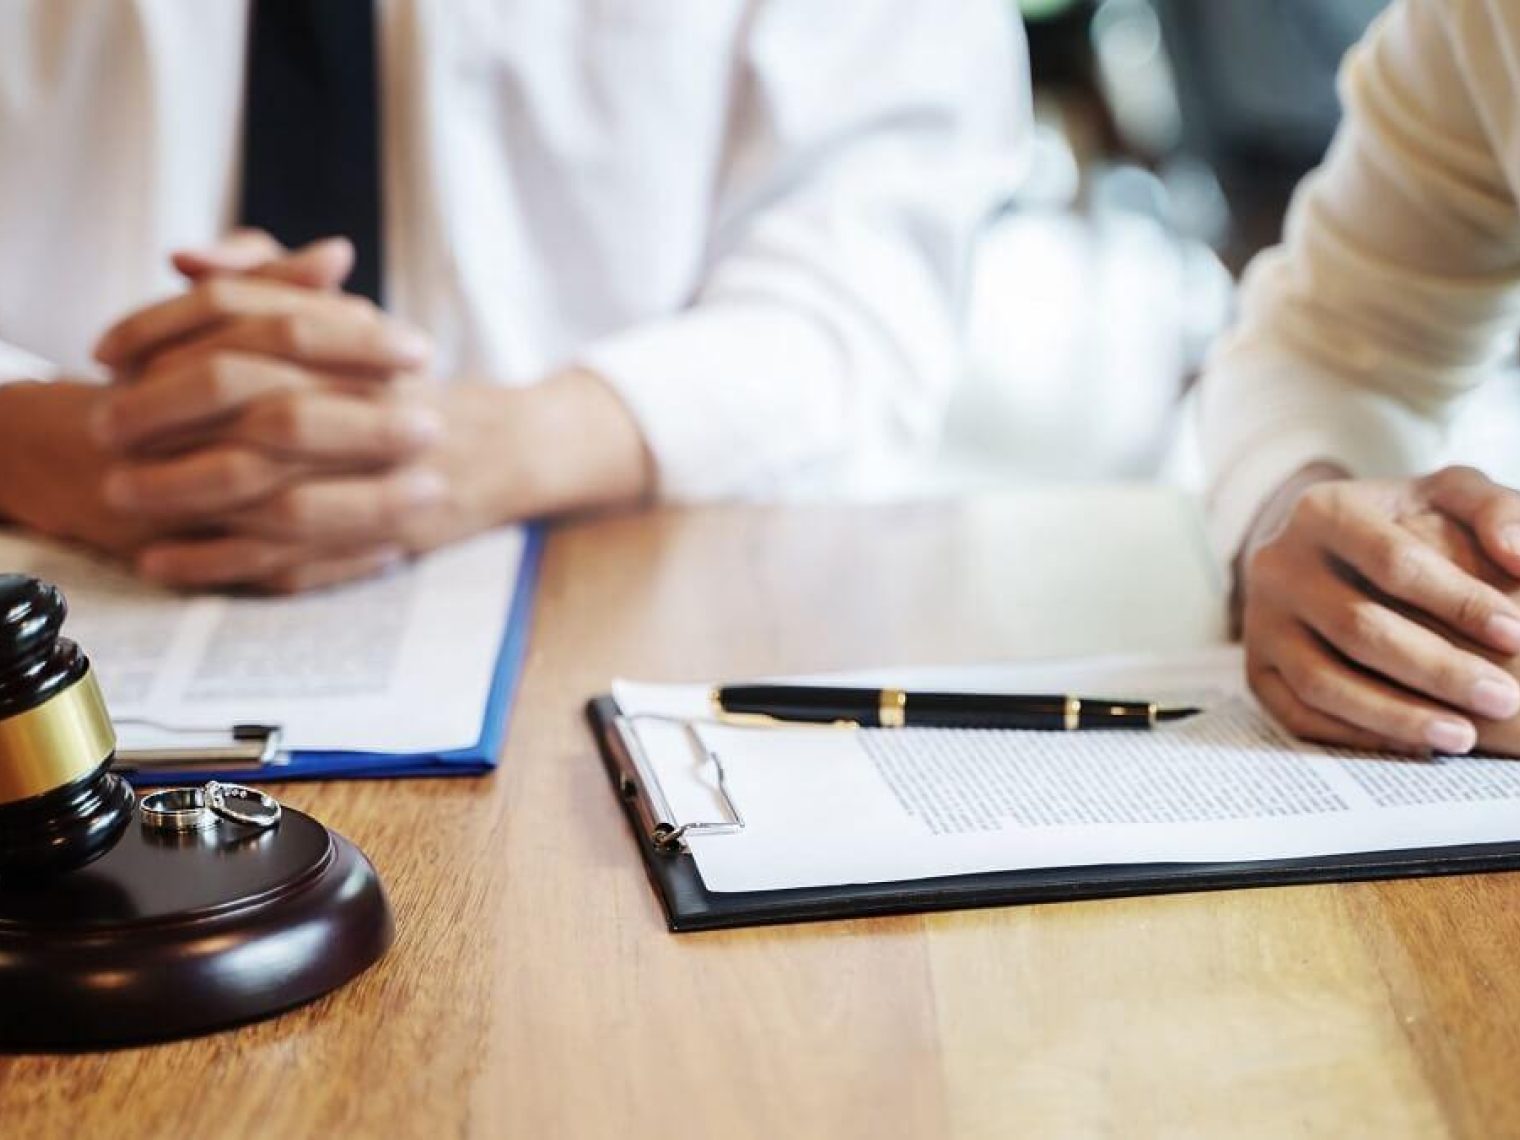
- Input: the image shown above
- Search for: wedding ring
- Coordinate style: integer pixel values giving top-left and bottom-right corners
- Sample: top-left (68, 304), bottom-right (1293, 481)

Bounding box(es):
top-left (204, 781), bottom-right (282, 832)
top-left (139, 787), bottom-right (217, 832)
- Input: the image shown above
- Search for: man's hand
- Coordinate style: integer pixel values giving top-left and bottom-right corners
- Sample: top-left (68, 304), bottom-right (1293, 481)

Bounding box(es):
top-left (166, 227), bottom-right (353, 290)
top-left (0, 381), bottom-right (162, 557)
top-left (81, 233), bottom-right (451, 591)
top-left (116, 369), bottom-right (653, 592)
top-left (1240, 465), bottom-right (1520, 755)
top-left (93, 231), bottom-right (434, 468)
top-left (85, 230), bottom-right (651, 593)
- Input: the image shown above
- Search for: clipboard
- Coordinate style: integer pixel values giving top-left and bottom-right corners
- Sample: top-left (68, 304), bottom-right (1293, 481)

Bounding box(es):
top-left (585, 696), bottom-right (1520, 933)
top-left (113, 526), bottom-right (545, 786)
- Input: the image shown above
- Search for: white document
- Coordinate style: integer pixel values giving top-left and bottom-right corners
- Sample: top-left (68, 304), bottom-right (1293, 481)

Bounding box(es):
top-left (614, 650), bottom-right (1520, 893)
top-left (0, 528), bottom-right (526, 754)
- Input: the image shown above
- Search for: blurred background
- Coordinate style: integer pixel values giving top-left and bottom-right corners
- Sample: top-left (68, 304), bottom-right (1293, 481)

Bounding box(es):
top-left (873, 0), bottom-right (1520, 500)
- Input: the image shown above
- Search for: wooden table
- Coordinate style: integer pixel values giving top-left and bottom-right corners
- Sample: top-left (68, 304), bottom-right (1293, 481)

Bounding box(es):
top-left (5, 488), bottom-right (1518, 1138)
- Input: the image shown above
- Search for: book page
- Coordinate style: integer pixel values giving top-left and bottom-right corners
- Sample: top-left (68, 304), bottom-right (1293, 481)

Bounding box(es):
top-left (0, 528), bottom-right (526, 754)
top-left (614, 650), bottom-right (1520, 893)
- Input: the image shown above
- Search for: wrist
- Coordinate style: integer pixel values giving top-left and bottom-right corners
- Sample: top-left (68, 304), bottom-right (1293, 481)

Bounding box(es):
top-left (0, 382), bottom-right (48, 524)
top-left (1232, 462), bottom-right (1349, 631)
top-left (498, 369), bottom-right (654, 519)
top-left (1243, 463), bottom-right (1350, 557)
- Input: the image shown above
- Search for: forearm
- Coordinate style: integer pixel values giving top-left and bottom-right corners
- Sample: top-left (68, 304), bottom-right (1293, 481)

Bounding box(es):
top-left (0, 379), bottom-right (147, 557)
top-left (0, 382), bottom-right (54, 527)
top-left (1200, 0), bottom-right (1520, 566)
top-left (0, 333), bottom-right (70, 525)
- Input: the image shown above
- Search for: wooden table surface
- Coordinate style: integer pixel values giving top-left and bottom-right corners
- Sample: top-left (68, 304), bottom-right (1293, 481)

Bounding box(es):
top-left (5, 488), bottom-right (1520, 1139)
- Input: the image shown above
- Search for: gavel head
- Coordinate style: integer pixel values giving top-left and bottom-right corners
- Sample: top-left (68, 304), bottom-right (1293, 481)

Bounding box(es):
top-left (0, 575), bottom-right (134, 876)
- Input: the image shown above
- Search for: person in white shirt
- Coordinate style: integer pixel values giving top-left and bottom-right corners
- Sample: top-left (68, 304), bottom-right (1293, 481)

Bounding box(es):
top-left (0, 1), bottom-right (1024, 593)
top-left (1199, 0), bottom-right (1520, 755)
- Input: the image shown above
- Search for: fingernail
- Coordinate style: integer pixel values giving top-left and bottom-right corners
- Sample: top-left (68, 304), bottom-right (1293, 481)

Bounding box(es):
top-left (1487, 613), bottom-right (1520, 652)
top-left (102, 470), bottom-right (138, 508)
top-left (401, 469), bottom-right (448, 506)
top-left (1503, 525), bottom-right (1520, 559)
top-left (1426, 717), bottom-right (1477, 754)
top-left (1471, 675), bottom-right (1520, 719)
top-left (399, 409), bottom-right (445, 447)
top-left (390, 326), bottom-right (433, 362)
top-left (374, 546), bottom-right (407, 572)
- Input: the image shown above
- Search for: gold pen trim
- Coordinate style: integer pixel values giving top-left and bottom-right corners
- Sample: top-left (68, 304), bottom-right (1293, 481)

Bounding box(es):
top-left (708, 689), bottom-right (860, 730)
top-left (879, 688), bottom-right (907, 729)
top-left (1063, 696), bottom-right (1081, 732)
top-left (0, 668), bottom-right (116, 806)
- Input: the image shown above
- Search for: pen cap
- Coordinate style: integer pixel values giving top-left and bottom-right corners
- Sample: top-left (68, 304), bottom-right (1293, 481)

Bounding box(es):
top-left (0, 576), bottom-right (133, 877)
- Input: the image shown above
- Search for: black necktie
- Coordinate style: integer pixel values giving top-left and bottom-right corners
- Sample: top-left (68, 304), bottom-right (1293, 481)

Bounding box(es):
top-left (238, 0), bottom-right (385, 304)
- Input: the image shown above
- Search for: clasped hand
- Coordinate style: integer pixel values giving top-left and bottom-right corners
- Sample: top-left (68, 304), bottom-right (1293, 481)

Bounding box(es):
top-left (1242, 466), bottom-right (1520, 756)
top-left (0, 230), bottom-right (648, 592)
top-left (91, 233), bottom-right (464, 592)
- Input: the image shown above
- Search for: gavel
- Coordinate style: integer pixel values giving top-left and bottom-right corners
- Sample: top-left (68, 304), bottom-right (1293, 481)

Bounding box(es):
top-left (0, 574), bottom-right (134, 875)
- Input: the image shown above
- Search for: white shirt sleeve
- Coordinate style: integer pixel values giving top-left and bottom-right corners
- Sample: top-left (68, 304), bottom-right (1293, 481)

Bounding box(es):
top-left (0, 339), bottom-right (59, 384)
top-left (578, 0), bottom-right (1027, 500)
top-left (1198, 0), bottom-right (1520, 562)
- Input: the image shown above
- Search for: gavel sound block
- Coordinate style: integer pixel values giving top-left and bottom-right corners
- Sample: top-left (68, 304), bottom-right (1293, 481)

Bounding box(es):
top-left (0, 575), bottom-right (393, 1049)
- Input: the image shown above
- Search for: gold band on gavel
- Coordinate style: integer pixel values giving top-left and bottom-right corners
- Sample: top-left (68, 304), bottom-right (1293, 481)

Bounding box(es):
top-left (0, 668), bottom-right (116, 806)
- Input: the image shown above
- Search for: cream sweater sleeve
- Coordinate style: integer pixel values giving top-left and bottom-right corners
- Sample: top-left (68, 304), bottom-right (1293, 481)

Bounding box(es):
top-left (1198, 0), bottom-right (1520, 563)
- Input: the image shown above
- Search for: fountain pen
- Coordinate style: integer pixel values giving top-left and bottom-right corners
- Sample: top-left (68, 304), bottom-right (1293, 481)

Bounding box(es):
top-left (711, 685), bottom-right (1200, 731)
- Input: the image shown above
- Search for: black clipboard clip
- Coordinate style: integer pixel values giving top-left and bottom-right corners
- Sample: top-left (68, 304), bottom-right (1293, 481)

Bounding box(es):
top-left (613, 714), bottom-right (746, 852)
top-left (111, 719), bottom-right (285, 776)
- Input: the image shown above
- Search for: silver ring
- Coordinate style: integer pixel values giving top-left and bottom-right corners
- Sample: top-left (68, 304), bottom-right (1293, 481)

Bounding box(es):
top-left (139, 787), bottom-right (217, 832)
top-left (204, 781), bottom-right (282, 831)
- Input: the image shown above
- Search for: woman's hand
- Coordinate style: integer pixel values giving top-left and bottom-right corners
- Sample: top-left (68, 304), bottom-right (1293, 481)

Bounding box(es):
top-left (1240, 466), bottom-right (1520, 754)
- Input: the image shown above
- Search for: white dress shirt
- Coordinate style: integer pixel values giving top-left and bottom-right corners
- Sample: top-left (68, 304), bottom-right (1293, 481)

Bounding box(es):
top-left (0, 0), bottom-right (1025, 499)
top-left (1198, 0), bottom-right (1520, 560)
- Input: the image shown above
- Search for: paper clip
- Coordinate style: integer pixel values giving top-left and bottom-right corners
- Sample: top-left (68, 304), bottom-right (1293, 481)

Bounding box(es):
top-left (612, 714), bottom-right (746, 852)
